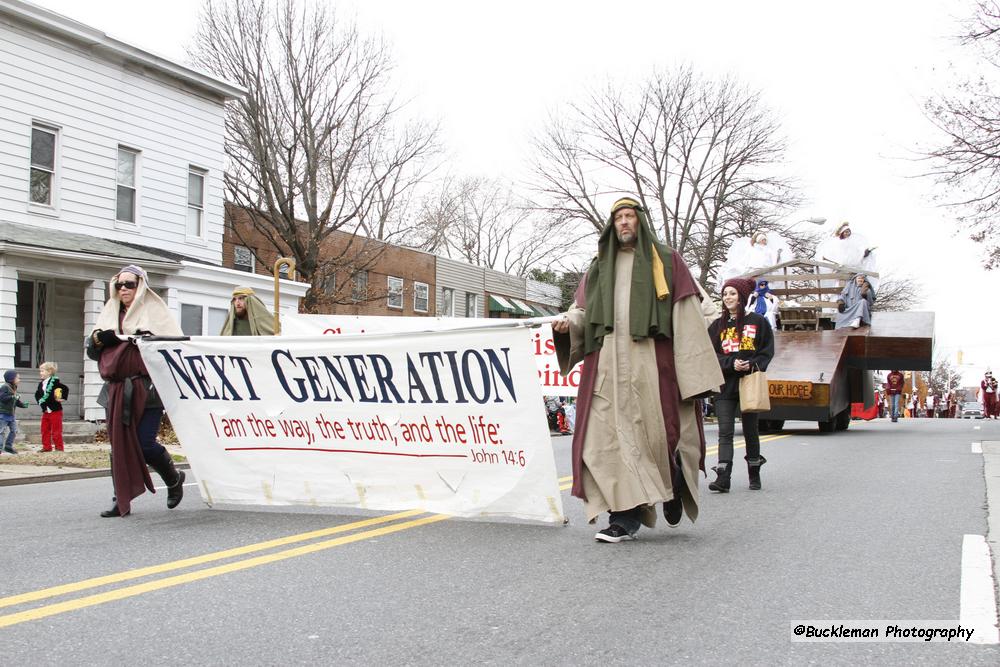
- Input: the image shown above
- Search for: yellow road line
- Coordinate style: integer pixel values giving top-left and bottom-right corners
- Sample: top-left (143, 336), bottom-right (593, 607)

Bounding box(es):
top-left (0, 509), bottom-right (422, 611)
top-left (0, 514), bottom-right (449, 629)
top-left (1, 433), bottom-right (790, 628)
top-left (706, 434), bottom-right (788, 455)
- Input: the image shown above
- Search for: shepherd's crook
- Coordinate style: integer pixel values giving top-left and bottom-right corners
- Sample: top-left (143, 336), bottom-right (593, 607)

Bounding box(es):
top-left (273, 257), bottom-right (296, 334)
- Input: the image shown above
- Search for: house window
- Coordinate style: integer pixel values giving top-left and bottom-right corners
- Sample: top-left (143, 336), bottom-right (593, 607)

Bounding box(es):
top-left (387, 276), bottom-right (403, 309)
top-left (234, 245), bottom-right (254, 273)
top-left (466, 292), bottom-right (479, 318)
top-left (207, 307), bottom-right (228, 335)
top-left (321, 272), bottom-right (336, 294)
top-left (180, 304), bottom-right (203, 336)
top-left (187, 167), bottom-right (206, 237)
top-left (352, 270), bottom-right (368, 302)
top-left (414, 282), bottom-right (429, 313)
top-left (181, 304), bottom-right (230, 335)
top-left (442, 288), bottom-right (455, 317)
top-left (116, 147), bottom-right (138, 223)
top-left (29, 125), bottom-right (57, 206)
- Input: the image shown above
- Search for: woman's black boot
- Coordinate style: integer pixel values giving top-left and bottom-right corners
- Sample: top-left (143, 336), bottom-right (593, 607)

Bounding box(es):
top-left (100, 498), bottom-right (127, 517)
top-left (708, 462), bottom-right (732, 493)
top-left (150, 450), bottom-right (185, 509)
top-left (746, 455), bottom-right (767, 490)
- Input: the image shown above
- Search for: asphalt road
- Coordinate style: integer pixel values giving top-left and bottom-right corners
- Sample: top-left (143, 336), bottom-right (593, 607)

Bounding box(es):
top-left (2, 418), bottom-right (1000, 665)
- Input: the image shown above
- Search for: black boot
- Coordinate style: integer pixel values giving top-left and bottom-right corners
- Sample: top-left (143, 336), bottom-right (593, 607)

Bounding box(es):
top-left (746, 455), bottom-right (767, 490)
top-left (708, 462), bottom-right (731, 493)
top-left (663, 457), bottom-right (689, 526)
top-left (100, 451), bottom-right (128, 517)
top-left (100, 498), bottom-right (128, 517)
top-left (149, 450), bottom-right (185, 509)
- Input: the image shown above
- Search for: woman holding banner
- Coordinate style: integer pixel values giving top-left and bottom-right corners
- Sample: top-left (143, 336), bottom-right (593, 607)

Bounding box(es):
top-left (86, 265), bottom-right (186, 517)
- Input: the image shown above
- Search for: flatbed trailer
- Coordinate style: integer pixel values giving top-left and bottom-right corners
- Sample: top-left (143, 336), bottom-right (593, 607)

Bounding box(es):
top-left (738, 259), bottom-right (934, 433)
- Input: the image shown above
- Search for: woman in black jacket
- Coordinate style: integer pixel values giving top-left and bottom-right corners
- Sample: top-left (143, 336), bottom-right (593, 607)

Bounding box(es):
top-left (708, 278), bottom-right (775, 492)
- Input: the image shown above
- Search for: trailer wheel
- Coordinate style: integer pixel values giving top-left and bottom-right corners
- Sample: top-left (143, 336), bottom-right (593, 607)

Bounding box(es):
top-left (818, 419), bottom-right (836, 433)
top-left (759, 419), bottom-right (785, 433)
top-left (834, 409), bottom-right (851, 431)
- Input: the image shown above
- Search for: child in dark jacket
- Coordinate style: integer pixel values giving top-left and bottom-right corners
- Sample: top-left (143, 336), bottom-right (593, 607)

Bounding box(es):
top-left (0, 370), bottom-right (29, 454)
top-left (35, 362), bottom-right (69, 453)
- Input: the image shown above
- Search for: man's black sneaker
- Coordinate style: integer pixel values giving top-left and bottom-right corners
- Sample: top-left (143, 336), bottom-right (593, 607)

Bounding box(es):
top-left (594, 524), bottom-right (636, 543)
top-left (663, 498), bottom-right (682, 527)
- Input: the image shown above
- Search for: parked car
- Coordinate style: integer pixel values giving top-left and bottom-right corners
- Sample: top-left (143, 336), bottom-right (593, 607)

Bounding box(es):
top-left (962, 402), bottom-right (985, 419)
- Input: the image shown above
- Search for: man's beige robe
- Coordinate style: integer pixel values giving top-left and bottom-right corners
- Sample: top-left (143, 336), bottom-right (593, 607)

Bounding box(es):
top-left (558, 250), bottom-right (723, 525)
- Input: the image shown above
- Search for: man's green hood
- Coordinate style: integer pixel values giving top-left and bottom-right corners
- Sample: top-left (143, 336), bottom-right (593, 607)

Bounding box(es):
top-left (582, 197), bottom-right (674, 355)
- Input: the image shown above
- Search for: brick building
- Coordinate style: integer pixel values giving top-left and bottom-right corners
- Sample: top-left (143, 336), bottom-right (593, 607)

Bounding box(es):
top-left (224, 204), bottom-right (436, 316)
top-left (223, 203), bottom-right (563, 319)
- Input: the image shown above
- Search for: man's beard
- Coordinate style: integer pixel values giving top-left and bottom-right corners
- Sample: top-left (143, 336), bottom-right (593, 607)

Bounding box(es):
top-left (617, 230), bottom-right (636, 247)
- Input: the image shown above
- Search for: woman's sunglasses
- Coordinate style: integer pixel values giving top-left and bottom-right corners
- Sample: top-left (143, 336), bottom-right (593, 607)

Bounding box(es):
top-left (115, 280), bottom-right (139, 291)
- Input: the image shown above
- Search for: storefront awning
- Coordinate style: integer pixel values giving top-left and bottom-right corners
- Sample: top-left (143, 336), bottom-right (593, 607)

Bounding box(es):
top-left (488, 294), bottom-right (518, 314)
top-left (509, 298), bottom-right (536, 317)
top-left (525, 302), bottom-right (551, 316)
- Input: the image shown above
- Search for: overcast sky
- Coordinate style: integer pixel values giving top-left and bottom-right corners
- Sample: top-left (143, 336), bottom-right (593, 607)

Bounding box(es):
top-left (30, 0), bottom-right (1000, 385)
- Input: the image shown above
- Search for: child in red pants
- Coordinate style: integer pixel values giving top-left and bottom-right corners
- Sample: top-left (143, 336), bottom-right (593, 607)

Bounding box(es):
top-left (35, 362), bottom-right (69, 452)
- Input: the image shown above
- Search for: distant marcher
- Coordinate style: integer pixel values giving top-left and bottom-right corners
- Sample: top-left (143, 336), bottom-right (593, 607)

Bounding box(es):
top-left (885, 370), bottom-right (904, 422)
top-left (708, 277), bottom-right (775, 493)
top-left (835, 274), bottom-right (875, 329)
top-left (35, 362), bottom-right (69, 452)
top-left (87, 265), bottom-right (186, 517)
top-left (557, 400), bottom-right (570, 434)
top-left (983, 370), bottom-right (999, 419)
top-left (564, 400), bottom-right (576, 433)
top-left (219, 286), bottom-right (275, 336)
top-left (0, 370), bottom-right (29, 454)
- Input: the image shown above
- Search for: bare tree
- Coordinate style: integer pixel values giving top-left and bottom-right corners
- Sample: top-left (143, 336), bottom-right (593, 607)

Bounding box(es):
top-left (190, 0), bottom-right (438, 310)
top-left (928, 357), bottom-right (963, 397)
top-left (921, 1), bottom-right (1000, 268)
top-left (871, 273), bottom-right (923, 312)
top-left (530, 67), bottom-right (798, 287)
top-left (409, 177), bottom-right (590, 275)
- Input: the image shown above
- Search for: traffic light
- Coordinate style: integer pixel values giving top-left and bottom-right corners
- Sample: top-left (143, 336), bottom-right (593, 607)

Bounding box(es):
top-left (957, 350), bottom-right (964, 366)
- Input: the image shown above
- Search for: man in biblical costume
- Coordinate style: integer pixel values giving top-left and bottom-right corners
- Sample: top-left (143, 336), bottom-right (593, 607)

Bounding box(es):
top-left (835, 273), bottom-right (875, 329)
top-left (553, 197), bottom-right (724, 543)
top-left (983, 370), bottom-right (999, 419)
top-left (219, 286), bottom-right (275, 336)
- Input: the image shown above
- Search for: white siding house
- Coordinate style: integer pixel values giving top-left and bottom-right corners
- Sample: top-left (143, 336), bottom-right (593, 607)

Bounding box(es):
top-left (0, 0), bottom-right (307, 421)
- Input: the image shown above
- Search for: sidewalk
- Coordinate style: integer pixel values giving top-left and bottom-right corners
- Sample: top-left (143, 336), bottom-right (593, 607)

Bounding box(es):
top-left (0, 442), bottom-right (187, 486)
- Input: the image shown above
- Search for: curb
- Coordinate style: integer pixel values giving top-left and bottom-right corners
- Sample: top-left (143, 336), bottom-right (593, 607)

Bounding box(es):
top-left (0, 462), bottom-right (191, 487)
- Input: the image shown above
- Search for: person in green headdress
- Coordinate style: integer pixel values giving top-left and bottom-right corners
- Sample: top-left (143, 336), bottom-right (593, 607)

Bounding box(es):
top-left (219, 286), bottom-right (276, 336)
top-left (553, 197), bottom-right (723, 543)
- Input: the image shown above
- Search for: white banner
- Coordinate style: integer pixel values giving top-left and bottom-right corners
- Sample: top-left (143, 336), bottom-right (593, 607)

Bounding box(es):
top-left (282, 314), bottom-right (581, 397)
top-left (138, 326), bottom-right (565, 523)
